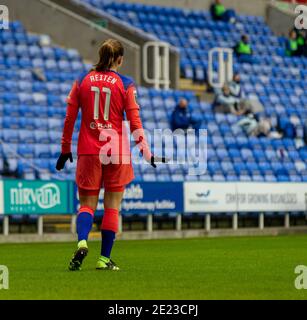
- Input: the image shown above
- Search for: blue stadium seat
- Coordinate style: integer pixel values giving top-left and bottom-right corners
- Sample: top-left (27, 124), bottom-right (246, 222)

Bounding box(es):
top-left (18, 144), bottom-right (34, 158)
top-left (3, 129), bottom-right (19, 143)
top-left (34, 144), bottom-right (50, 158)
top-left (18, 129), bottom-right (35, 143)
top-left (34, 130), bottom-right (50, 143)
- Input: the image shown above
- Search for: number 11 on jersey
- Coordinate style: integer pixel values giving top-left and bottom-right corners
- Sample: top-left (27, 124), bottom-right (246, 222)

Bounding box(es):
top-left (91, 86), bottom-right (111, 121)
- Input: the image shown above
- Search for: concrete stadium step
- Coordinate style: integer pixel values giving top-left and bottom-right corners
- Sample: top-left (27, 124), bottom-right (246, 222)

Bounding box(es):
top-left (179, 78), bottom-right (207, 100)
top-left (43, 215), bottom-right (72, 223)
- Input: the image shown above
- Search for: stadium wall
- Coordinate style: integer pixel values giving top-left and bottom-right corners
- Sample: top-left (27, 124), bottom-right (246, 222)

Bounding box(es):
top-left (3, 0), bottom-right (141, 83)
top-left (266, 1), bottom-right (298, 36)
top-left (117, 0), bottom-right (270, 18)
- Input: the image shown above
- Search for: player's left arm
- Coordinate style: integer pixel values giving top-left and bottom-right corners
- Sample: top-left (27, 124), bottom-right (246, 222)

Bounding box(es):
top-left (56, 81), bottom-right (80, 171)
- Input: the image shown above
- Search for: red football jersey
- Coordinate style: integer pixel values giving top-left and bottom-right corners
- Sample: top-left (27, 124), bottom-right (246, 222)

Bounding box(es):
top-left (61, 70), bottom-right (151, 161)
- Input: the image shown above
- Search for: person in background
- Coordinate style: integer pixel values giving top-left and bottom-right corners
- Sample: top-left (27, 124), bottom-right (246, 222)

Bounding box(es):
top-left (256, 118), bottom-right (275, 138)
top-left (295, 29), bottom-right (306, 56)
top-left (210, 0), bottom-right (236, 24)
top-left (171, 98), bottom-right (202, 132)
top-left (229, 74), bottom-right (244, 100)
top-left (234, 35), bottom-right (254, 63)
top-left (285, 29), bottom-right (299, 57)
top-left (287, 28), bottom-right (307, 57)
top-left (301, 30), bottom-right (307, 57)
top-left (236, 113), bottom-right (258, 136)
top-left (237, 114), bottom-right (282, 138)
top-left (277, 116), bottom-right (297, 139)
top-left (213, 85), bottom-right (247, 115)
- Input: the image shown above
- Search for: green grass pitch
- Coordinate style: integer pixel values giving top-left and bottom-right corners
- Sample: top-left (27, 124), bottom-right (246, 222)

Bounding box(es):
top-left (1, 235), bottom-right (307, 300)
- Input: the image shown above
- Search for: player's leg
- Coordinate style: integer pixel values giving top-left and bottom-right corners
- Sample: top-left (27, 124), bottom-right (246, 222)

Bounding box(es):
top-left (76, 190), bottom-right (99, 247)
top-left (69, 190), bottom-right (100, 271)
top-left (96, 161), bottom-right (134, 271)
top-left (96, 187), bottom-right (124, 271)
top-left (69, 155), bottom-right (102, 271)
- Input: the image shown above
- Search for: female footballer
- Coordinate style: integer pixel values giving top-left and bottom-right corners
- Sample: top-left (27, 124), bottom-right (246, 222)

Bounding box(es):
top-left (56, 39), bottom-right (165, 271)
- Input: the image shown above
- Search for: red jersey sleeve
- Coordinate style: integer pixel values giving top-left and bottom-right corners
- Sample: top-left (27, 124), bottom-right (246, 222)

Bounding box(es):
top-left (125, 85), bottom-right (152, 161)
top-left (61, 81), bottom-right (80, 154)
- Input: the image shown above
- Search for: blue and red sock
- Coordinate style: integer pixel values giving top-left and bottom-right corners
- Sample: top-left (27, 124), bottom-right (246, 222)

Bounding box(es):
top-left (77, 206), bottom-right (94, 242)
top-left (100, 208), bottom-right (118, 258)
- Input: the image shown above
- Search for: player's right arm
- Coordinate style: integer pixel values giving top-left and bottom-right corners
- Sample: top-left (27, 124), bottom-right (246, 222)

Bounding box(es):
top-left (56, 81), bottom-right (80, 171)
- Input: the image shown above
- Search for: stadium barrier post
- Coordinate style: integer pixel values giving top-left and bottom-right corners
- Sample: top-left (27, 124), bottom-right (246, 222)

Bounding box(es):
top-left (37, 216), bottom-right (44, 236)
top-left (176, 213), bottom-right (182, 231)
top-left (143, 41), bottom-right (170, 89)
top-left (259, 213), bottom-right (264, 230)
top-left (284, 213), bottom-right (290, 228)
top-left (232, 213), bottom-right (238, 230)
top-left (118, 213), bottom-right (123, 234)
top-left (205, 214), bottom-right (211, 232)
top-left (70, 215), bottom-right (77, 234)
top-left (3, 216), bottom-right (9, 236)
top-left (147, 214), bottom-right (153, 233)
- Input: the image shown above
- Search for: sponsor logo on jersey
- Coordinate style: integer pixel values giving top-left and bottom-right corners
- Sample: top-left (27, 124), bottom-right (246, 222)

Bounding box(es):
top-left (90, 122), bottom-right (113, 129)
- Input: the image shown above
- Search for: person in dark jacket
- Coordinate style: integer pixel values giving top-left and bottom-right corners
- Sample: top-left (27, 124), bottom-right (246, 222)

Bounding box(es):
top-left (277, 116), bottom-right (297, 139)
top-left (210, 0), bottom-right (236, 23)
top-left (171, 99), bottom-right (202, 132)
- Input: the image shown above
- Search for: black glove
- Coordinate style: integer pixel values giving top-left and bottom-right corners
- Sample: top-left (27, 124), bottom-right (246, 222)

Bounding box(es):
top-left (56, 153), bottom-right (73, 171)
top-left (149, 155), bottom-right (167, 168)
